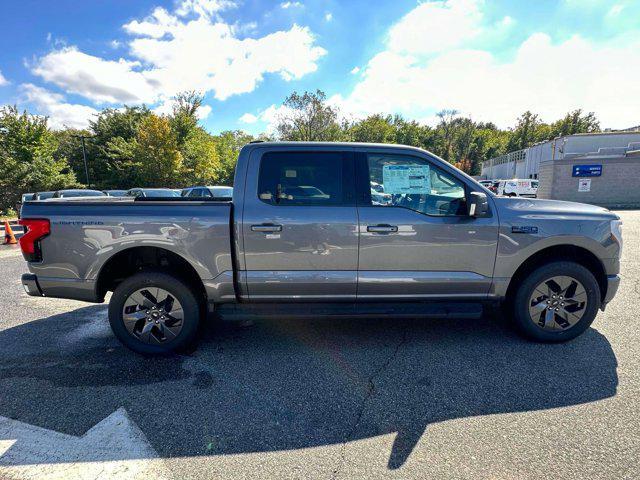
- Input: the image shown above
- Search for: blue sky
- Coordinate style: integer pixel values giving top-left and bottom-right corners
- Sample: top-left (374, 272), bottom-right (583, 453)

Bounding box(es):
top-left (0, 0), bottom-right (638, 133)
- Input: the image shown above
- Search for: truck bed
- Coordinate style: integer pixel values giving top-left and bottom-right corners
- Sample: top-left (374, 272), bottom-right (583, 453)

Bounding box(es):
top-left (20, 199), bottom-right (234, 303)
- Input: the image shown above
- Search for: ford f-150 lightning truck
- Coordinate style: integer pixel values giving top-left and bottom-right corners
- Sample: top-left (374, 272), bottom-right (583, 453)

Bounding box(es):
top-left (19, 142), bottom-right (622, 354)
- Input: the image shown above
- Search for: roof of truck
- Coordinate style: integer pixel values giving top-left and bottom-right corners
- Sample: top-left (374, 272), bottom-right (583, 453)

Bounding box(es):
top-left (243, 141), bottom-right (431, 153)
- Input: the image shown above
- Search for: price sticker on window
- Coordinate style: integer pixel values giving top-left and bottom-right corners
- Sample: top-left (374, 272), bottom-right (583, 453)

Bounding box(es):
top-left (382, 165), bottom-right (431, 194)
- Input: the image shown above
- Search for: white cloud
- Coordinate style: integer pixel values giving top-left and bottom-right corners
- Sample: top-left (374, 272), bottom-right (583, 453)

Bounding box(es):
top-left (325, 12), bottom-right (333, 22)
top-left (152, 99), bottom-right (212, 120)
top-left (239, 112), bottom-right (258, 123)
top-left (332, 0), bottom-right (640, 130)
top-left (239, 104), bottom-right (296, 133)
top-left (387, 0), bottom-right (484, 55)
top-left (0, 70), bottom-right (9, 86)
top-left (196, 104), bottom-right (212, 119)
top-left (499, 15), bottom-right (514, 27)
top-left (336, 31), bottom-right (640, 129)
top-left (280, 1), bottom-right (302, 9)
top-left (350, 66), bottom-right (360, 75)
top-left (31, 0), bottom-right (326, 106)
top-left (607, 4), bottom-right (624, 16)
top-left (19, 84), bottom-right (99, 130)
top-left (31, 47), bottom-right (155, 104)
top-left (123, 7), bottom-right (178, 38)
top-left (175, 0), bottom-right (235, 18)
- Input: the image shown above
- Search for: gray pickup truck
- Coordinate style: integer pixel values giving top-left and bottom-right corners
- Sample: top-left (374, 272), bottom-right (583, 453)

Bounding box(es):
top-left (19, 142), bottom-right (622, 354)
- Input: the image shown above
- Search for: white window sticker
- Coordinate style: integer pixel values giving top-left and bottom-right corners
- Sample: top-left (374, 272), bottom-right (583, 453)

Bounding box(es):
top-left (382, 165), bottom-right (431, 194)
top-left (285, 170), bottom-right (297, 178)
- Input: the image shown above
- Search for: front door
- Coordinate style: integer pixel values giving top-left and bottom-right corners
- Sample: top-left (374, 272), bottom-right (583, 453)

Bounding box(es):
top-left (356, 151), bottom-right (499, 300)
top-left (242, 149), bottom-right (359, 301)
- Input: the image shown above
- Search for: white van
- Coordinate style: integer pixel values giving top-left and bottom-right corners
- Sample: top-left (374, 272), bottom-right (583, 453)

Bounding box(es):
top-left (496, 179), bottom-right (538, 197)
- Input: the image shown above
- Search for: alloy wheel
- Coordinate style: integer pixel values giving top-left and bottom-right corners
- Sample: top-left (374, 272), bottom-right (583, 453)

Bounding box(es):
top-left (122, 287), bottom-right (184, 344)
top-left (528, 275), bottom-right (588, 331)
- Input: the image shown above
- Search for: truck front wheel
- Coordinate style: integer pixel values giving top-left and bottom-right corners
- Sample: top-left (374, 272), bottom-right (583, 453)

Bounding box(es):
top-left (510, 261), bottom-right (601, 342)
top-left (108, 271), bottom-right (202, 354)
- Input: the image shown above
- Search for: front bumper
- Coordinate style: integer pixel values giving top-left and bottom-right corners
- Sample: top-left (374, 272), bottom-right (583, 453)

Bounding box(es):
top-left (21, 274), bottom-right (43, 296)
top-left (603, 274), bottom-right (620, 306)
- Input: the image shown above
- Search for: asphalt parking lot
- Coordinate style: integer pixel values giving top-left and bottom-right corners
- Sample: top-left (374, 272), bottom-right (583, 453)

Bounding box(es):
top-left (0, 211), bottom-right (638, 479)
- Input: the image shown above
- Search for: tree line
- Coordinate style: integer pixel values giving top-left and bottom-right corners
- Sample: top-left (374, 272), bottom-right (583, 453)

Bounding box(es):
top-left (0, 89), bottom-right (600, 215)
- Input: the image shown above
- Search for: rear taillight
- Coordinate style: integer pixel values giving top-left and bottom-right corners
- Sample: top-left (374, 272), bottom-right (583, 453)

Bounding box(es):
top-left (18, 219), bottom-right (50, 262)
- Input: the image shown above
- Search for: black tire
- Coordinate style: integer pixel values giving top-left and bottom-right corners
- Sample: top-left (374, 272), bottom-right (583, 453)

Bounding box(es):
top-left (510, 261), bottom-right (601, 343)
top-left (108, 271), bottom-right (202, 354)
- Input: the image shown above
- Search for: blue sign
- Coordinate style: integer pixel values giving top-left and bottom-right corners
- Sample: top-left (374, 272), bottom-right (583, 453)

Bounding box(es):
top-left (572, 165), bottom-right (602, 177)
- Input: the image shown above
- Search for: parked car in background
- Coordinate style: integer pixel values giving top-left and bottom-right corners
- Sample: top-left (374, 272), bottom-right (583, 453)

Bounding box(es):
top-left (36, 191), bottom-right (55, 200)
top-left (181, 185), bottom-right (233, 198)
top-left (495, 179), bottom-right (538, 197)
top-left (19, 142), bottom-right (621, 355)
top-left (51, 189), bottom-right (107, 198)
top-left (126, 188), bottom-right (181, 198)
top-left (16, 193), bottom-right (35, 217)
top-left (104, 190), bottom-right (128, 197)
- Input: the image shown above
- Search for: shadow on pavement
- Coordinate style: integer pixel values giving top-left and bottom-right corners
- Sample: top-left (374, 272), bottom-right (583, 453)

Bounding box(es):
top-left (0, 306), bottom-right (618, 469)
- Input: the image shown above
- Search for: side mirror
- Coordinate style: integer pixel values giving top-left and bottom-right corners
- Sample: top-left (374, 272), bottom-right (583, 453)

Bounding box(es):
top-left (468, 191), bottom-right (490, 218)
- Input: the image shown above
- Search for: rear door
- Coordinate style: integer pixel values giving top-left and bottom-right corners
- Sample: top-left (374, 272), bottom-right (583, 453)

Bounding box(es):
top-left (356, 150), bottom-right (499, 300)
top-left (241, 149), bottom-right (359, 301)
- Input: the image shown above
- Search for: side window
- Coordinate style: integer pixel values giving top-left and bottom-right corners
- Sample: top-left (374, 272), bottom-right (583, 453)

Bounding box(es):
top-left (187, 188), bottom-right (202, 197)
top-left (258, 151), bottom-right (350, 206)
top-left (366, 154), bottom-right (467, 216)
top-left (201, 188), bottom-right (213, 197)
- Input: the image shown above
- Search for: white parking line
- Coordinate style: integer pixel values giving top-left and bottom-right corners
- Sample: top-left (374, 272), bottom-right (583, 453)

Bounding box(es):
top-left (0, 408), bottom-right (172, 479)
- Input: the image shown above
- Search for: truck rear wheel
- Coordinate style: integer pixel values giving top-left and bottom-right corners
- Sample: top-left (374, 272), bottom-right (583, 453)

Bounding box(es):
top-left (108, 271), bottom-right (202, 354)
top-left (510, 261), bottom-right (601, 343)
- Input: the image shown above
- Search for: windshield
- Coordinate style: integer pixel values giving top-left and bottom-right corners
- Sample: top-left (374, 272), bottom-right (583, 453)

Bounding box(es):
top-left (143, 189), bottom-right (181, 197)
top-left (209, 187), bottom-right (233, 197)
top-left (60, 190), bottom-right (106, 197)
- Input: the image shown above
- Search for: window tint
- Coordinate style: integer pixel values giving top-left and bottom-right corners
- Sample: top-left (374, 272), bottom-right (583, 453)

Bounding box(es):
top-left (187, 188), bottom-right (201, 197)
top-left (366, 154), bottom-right (466, 216)
top-left (258, 152), bottom-right (349, 206)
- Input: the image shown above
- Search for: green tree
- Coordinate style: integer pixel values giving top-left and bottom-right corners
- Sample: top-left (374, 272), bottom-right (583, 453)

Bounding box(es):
top-left (550, 109), bottom-right (600, 138)
top-left (182, 127), bottom-right (220, 185)
top-left (53, 128), bottom-right (91, 185)
top-left (88, 106), bottom-right (152, 188)
top-left (170, 91), bottom-right (204, 148)
top-left (434, 109), bottom-right (460, 162)
top-left (214, 130), bottom-right (256, 185)
top-left (134, 115), bottom-right (184, 187)
top-left (348, 114), bottom-right (396, 143)
top-left (393, 116), bottom-right (434, 149)
top-left (507, 111), bottom-right (549, 151)
top-left (0, 106), bottom-right (77, 213)
top-left (275, 90), bottom-right (344, 141)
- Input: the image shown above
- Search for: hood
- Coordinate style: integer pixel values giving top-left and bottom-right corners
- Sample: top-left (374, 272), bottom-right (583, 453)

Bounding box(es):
top-left (493, 196), bottom-right (618, 219)
top-left (43, 196), bottom-right (132, 202)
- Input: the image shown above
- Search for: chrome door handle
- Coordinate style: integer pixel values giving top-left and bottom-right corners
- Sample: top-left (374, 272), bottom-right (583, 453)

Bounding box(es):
top-left (251, 224), bottom-right (283, 233)
top-left (367, 224), bottom-right (398, 233)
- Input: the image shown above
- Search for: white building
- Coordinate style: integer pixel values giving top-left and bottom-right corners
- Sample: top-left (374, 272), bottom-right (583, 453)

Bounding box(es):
top-left (480, 131), bottom-right (640, 208)
top-left (481, 131), bottom-right (640, 180)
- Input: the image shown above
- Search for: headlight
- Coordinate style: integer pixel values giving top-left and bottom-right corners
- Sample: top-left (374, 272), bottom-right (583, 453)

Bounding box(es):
top-left (611, 219), bottom-right (623, 257)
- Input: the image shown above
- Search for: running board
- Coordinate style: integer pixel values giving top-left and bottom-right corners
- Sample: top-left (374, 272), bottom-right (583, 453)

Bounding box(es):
top-left (216, 302), bottom-right (483, 321)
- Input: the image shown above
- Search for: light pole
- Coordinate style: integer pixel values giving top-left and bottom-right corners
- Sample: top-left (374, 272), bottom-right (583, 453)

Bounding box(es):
top-left (72, 135), bottom-right (92, 187)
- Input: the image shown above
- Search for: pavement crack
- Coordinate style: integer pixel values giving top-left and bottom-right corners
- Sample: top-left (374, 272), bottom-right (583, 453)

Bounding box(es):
top-left (330, 323), bottom-right (409, 480)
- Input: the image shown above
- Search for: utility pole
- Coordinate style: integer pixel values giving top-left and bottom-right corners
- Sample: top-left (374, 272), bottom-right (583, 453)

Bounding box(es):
top-left (72, 135), bottom-right (92, 187)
